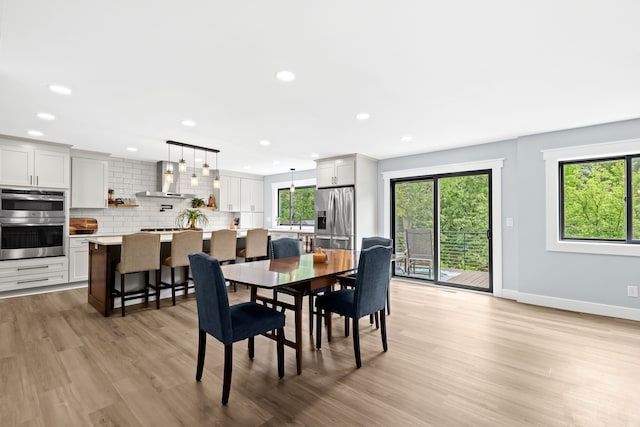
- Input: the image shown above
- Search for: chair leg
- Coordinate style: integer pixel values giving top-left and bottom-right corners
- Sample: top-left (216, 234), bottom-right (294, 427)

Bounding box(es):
top-left (277, 327), bottom-right (284, 378)
top-left (196, 329), bottom-right (206, 381)
top-left (315, 307), bottom-right (322, 349)
top-left (374, 312), bottom-right (380, 329)
top-left (120, 274), bottom-right (126, 317)
top-left (144, 271), bottom-right (150, 305)
top-left (248, 337), bottom-right (254, 359)
top-left (386, 286), bottom-right (391, 316)
top-left (369, 313), bottom-right (374, 325)
top-left (353, 317), bottom-right (361, 368)
top-left (308, 293), bottom-right (314, 335)
top-left (380, 309), bottom-right (388, 352)
top-left (345, 316), bottom-right (349, 337)
top-left (171, 267), bottom-right (176, 306)
top-left (155, 270), bottom-right (161, 309)
top-left (222, 344), bottom-right (233, 405)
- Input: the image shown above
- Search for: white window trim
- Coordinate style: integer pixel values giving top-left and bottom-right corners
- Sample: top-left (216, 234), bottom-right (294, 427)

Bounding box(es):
top-left (543, 137), bottom-right (640, 257)
top-left (382, 158), bottom-right (504, 297)
top-left (270, 178), bottom-right (315, 228)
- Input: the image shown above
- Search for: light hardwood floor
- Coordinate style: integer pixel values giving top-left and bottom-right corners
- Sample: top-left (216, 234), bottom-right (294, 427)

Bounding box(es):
top-left (1, 282), bottom-right (639, 426)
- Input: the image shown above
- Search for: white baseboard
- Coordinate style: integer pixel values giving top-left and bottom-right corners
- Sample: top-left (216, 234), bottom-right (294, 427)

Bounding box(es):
top-left (0, 281), bottom-right (88, 299)
top-left (500, 289), bottom-right (518, 300)
top-left (516, 292), bottom-right (640, 322)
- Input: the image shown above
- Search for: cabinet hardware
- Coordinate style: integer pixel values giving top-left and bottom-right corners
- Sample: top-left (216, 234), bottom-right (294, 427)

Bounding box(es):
top-left (17, 278), bottom-right (49, 284)
top-left (17, 265), bottom-right (49, 271)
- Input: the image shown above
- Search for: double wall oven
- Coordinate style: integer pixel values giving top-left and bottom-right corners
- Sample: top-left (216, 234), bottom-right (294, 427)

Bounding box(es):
top-left (0, 188), bottom-right (65, 260)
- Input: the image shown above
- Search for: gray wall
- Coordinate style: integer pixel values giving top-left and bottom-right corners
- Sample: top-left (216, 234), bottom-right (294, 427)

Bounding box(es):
top-left (377, 118), bottom-right (640, 313)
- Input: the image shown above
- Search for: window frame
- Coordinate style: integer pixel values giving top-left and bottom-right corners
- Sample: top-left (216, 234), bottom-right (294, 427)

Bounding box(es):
top-left (543, 138), bottom-right (640, 257)
top-left (277, 185), bottom-right (315, 226)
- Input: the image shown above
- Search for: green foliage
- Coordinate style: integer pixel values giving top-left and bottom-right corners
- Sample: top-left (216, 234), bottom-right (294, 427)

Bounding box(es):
top-left (176, 209), bottom-right (208, 229)
top-left (278, 186), bottom-right (315, 225)
top-left (191, 197), bottom-right (205, 208)
top-left (562, 160), bottom-right (625, 239)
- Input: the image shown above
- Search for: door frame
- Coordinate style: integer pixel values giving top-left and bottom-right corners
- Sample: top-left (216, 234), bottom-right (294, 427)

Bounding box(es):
top-left (382, 158), bottom-right (504, 297)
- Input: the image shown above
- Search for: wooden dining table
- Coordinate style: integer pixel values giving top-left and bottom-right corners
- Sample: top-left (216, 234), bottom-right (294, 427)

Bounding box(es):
top-left (220, 249), bottom-right (357, 374)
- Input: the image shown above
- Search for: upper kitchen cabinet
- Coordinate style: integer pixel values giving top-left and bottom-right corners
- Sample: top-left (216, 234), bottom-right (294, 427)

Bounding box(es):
top-left (218, 175), bottom-right (241, 211)
top-left (71, 150), bottom-right (109, 208)
top-left (316, 157), bottom-right (355, 188)
top-left (240, 178), bottom-right (264, 212)
top-left (0, 139), bottom-right (70, 188)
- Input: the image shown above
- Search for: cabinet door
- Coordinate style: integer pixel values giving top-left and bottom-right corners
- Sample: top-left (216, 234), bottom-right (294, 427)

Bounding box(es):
top-left (316, 161), bottom-right (335, 188)
top-left (0, 145), bottom-right (34, 186)
top-left (219, 176), bottom-right (241, 211)
top-left (71, 157), bottom-right (108, 208)
top-left (240, 212), bottom-right (264, 228)
top-left (335, 158), bottom-right (355, 186)
top-left (34, 150), bottom-right (70, 188)
top-left (69, 240), bottom-right (89, 282)
top-left (241, 179), bottom-right (264, 212)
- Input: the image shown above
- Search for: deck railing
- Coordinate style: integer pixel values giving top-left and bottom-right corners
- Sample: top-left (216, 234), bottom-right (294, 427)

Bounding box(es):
top-left (440, 231), bottom-right (488, 271)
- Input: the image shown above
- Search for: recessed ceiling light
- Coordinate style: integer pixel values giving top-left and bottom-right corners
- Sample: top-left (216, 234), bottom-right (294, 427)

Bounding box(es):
top-left (259, 140), bottom-right (271, 146)
top-left (401, 135), bottom-right (413, 142)
top-left (311, 153), bottom-right (319, 158)
top-left (127, 147), bottom-right (138, 152)
top-left (49, 84), bottom-right (72, 95)
top-left (273, 160), bottom-right (281, 165)
top-left (276, 70), bottom-right (296, 82)
top-left (181, 119), bottom-right (196, 127)
top-left (28, 130), bottom-right (43, 137)
top-left (356, 112), bottom-right (370, 120)
top-left (37, 112), bottom-right (56, 121)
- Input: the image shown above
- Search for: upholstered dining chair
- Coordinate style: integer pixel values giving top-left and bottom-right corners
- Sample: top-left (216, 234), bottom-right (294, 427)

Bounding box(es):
top-left (236, 228), bottom-right (268, 261)
top-left (210, 229), bottom-right (238, 290)
top-left (188, 253), bottom-right (285, 405)
top-left (113, 232), bottom-right (161, 317)
top-left (337, 236), bottom-right (393, 332)
top-left (159, 230), bottom-right (202, 306)
top-left (315, 244), bottom-right (393, 368)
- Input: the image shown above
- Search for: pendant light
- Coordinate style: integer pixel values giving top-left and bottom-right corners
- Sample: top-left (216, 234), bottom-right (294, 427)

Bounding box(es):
top-left (213, 152), bottom-right (220, 189)
top-left (202, 150), bottom-right (210, 176)
top-left (164, 144), bottom-right (174, 184)
top-left (191, 147), bottom-right (198, 186)
top-left (178, 145), bottom-right (187, 172)
top-left (290, 168), bottom-right (295, 192)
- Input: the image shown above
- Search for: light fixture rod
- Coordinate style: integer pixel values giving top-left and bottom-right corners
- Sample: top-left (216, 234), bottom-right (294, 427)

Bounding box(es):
top-left (166, 140), bottom-right (220, 154)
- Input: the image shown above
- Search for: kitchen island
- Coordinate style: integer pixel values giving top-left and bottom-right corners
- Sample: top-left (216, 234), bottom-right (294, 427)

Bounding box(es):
top-left (86, 229), bottom-right (315, 316)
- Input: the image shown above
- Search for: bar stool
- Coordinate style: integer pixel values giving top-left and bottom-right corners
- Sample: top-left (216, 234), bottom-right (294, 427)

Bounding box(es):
top-left (113, 232), bottom-right (161, 317)
top-left (236, 228), bottom-right (268, 262)
top-left (159, 230), bottom-right (203, 306)
top-left (210, 229), bottom-right (238, 290)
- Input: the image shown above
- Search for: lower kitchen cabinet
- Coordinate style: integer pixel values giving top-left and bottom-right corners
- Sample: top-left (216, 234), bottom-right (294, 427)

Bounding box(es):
top-left (240, 212), bottom-right (263, 228)
top-left (0, 257), bottom-right (68, 292)
top-left (69, 237), bottom-right (90, 282)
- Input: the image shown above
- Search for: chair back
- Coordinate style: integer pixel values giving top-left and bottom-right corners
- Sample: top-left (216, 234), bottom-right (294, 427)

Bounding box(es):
top-left (405, 228), bottom-right (433, 259)
top-left (118, 232), bottom-right (161, 273)
top-left (244, 228), bottom-right (268, 259)
top-left (354, 245), bottom-right (393, 318)
top-left (188, 253), bottom-right (234, 345)
top-left (168, 230), bottom-right (203, 267)
top-left (210, 229), bottom-right (237, 262)
top-left (362, 236), bottom-right (392, 250)
top-left (270, 237), bottom-right (301, 259)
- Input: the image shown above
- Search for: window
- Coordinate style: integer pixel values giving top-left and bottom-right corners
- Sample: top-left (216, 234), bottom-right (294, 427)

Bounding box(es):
top-left (543, 138), bottom-right (640, 256)
top-left (277, 186), bottom-right (315, 226)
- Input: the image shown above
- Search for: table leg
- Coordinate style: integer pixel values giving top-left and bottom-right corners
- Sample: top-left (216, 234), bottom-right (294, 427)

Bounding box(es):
top-left (294, 292), bottom-right (302, 375)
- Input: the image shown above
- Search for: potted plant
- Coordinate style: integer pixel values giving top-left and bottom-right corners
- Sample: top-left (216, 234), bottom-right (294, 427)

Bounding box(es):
top-left (176, 209), bottom-right (209, 229)
top-left (191, 197), bottom-right (205, 208)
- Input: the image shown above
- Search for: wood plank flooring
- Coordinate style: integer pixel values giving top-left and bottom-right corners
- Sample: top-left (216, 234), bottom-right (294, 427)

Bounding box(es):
top-left (1, 282), bottom-right (639, 426)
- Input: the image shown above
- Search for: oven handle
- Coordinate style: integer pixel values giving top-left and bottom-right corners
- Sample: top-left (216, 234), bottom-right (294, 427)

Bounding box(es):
top-left (0, 221), bottom-right (64, 226)
top-left (1, 195), bottom-right (64, 202)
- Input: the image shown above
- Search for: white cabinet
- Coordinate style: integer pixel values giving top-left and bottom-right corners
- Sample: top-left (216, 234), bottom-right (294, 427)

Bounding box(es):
top-left (68, 238), bottom-right (89, 282)
top-left (71, 156), bottom-right (109, 208)
top-left (0, 143), bottom-right (70, 188)
top-left (240, 178), bottom-right (264, 212)
top-left (240, 212), bottom-right (263, 229)
top-left (218, 175), bottom-right (241, 211)
top-left (0, 257), bottom-right (68, 292)
top-left (316, 158), bottom-right (355, 188)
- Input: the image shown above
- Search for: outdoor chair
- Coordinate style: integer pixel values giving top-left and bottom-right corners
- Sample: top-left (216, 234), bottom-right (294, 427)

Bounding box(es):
top-left (405, 228), bottom-right (434, 276)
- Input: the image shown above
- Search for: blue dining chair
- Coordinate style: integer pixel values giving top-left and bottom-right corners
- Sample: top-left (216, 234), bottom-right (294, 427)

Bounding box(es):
top-left (315, 244), bottom-right (393, 368)
top-left (270, 238), bottom-right (326, 335)
top-left (188, 252), bottom-right (285, 405)
top-left (338, 236), bottom-right (393, 332)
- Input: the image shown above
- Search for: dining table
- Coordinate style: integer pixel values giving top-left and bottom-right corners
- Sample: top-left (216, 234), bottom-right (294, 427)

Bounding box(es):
top-left (220, 249), bottom-right (357, 374)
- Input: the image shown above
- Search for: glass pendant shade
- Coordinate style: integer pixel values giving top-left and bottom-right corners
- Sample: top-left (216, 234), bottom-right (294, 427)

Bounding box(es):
top-left (165, 169), bottom-right (174, 184)
top-left (290, 168), bottom-right (295, 192)
top-left (179, 146), bottom-right (187, 172)
top-left (213, 172), bottom-right (220, 189)
top-left (202, 163), bottom-right (210, 176)
top-left (191, 173), bottom-right (198, 186)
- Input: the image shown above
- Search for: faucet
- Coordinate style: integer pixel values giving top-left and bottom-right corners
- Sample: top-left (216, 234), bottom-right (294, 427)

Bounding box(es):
top-left (295, 212), bottom-right (303, 230)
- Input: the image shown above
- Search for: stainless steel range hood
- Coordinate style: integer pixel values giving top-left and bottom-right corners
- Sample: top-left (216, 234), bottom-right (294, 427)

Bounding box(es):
top-left (135, 161), bottom-right (196, 199)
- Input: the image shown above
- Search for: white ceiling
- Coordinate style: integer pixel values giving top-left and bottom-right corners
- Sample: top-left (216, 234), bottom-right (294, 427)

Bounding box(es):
top-left (1, 0), bottom-right (640, 175)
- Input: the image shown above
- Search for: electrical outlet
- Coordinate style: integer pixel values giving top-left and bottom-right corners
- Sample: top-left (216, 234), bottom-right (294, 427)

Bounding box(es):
top-left (627, 285), bottom-right (638, 297)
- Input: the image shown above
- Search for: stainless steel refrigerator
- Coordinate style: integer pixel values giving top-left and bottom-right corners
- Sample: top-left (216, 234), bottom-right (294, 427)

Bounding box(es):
top-left (314, 186), bottom-right (354, 250)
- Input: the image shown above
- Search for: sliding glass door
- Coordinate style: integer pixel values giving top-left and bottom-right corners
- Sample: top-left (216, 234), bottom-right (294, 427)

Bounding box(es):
top-left (392, 170), bottom-right (492, 292)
